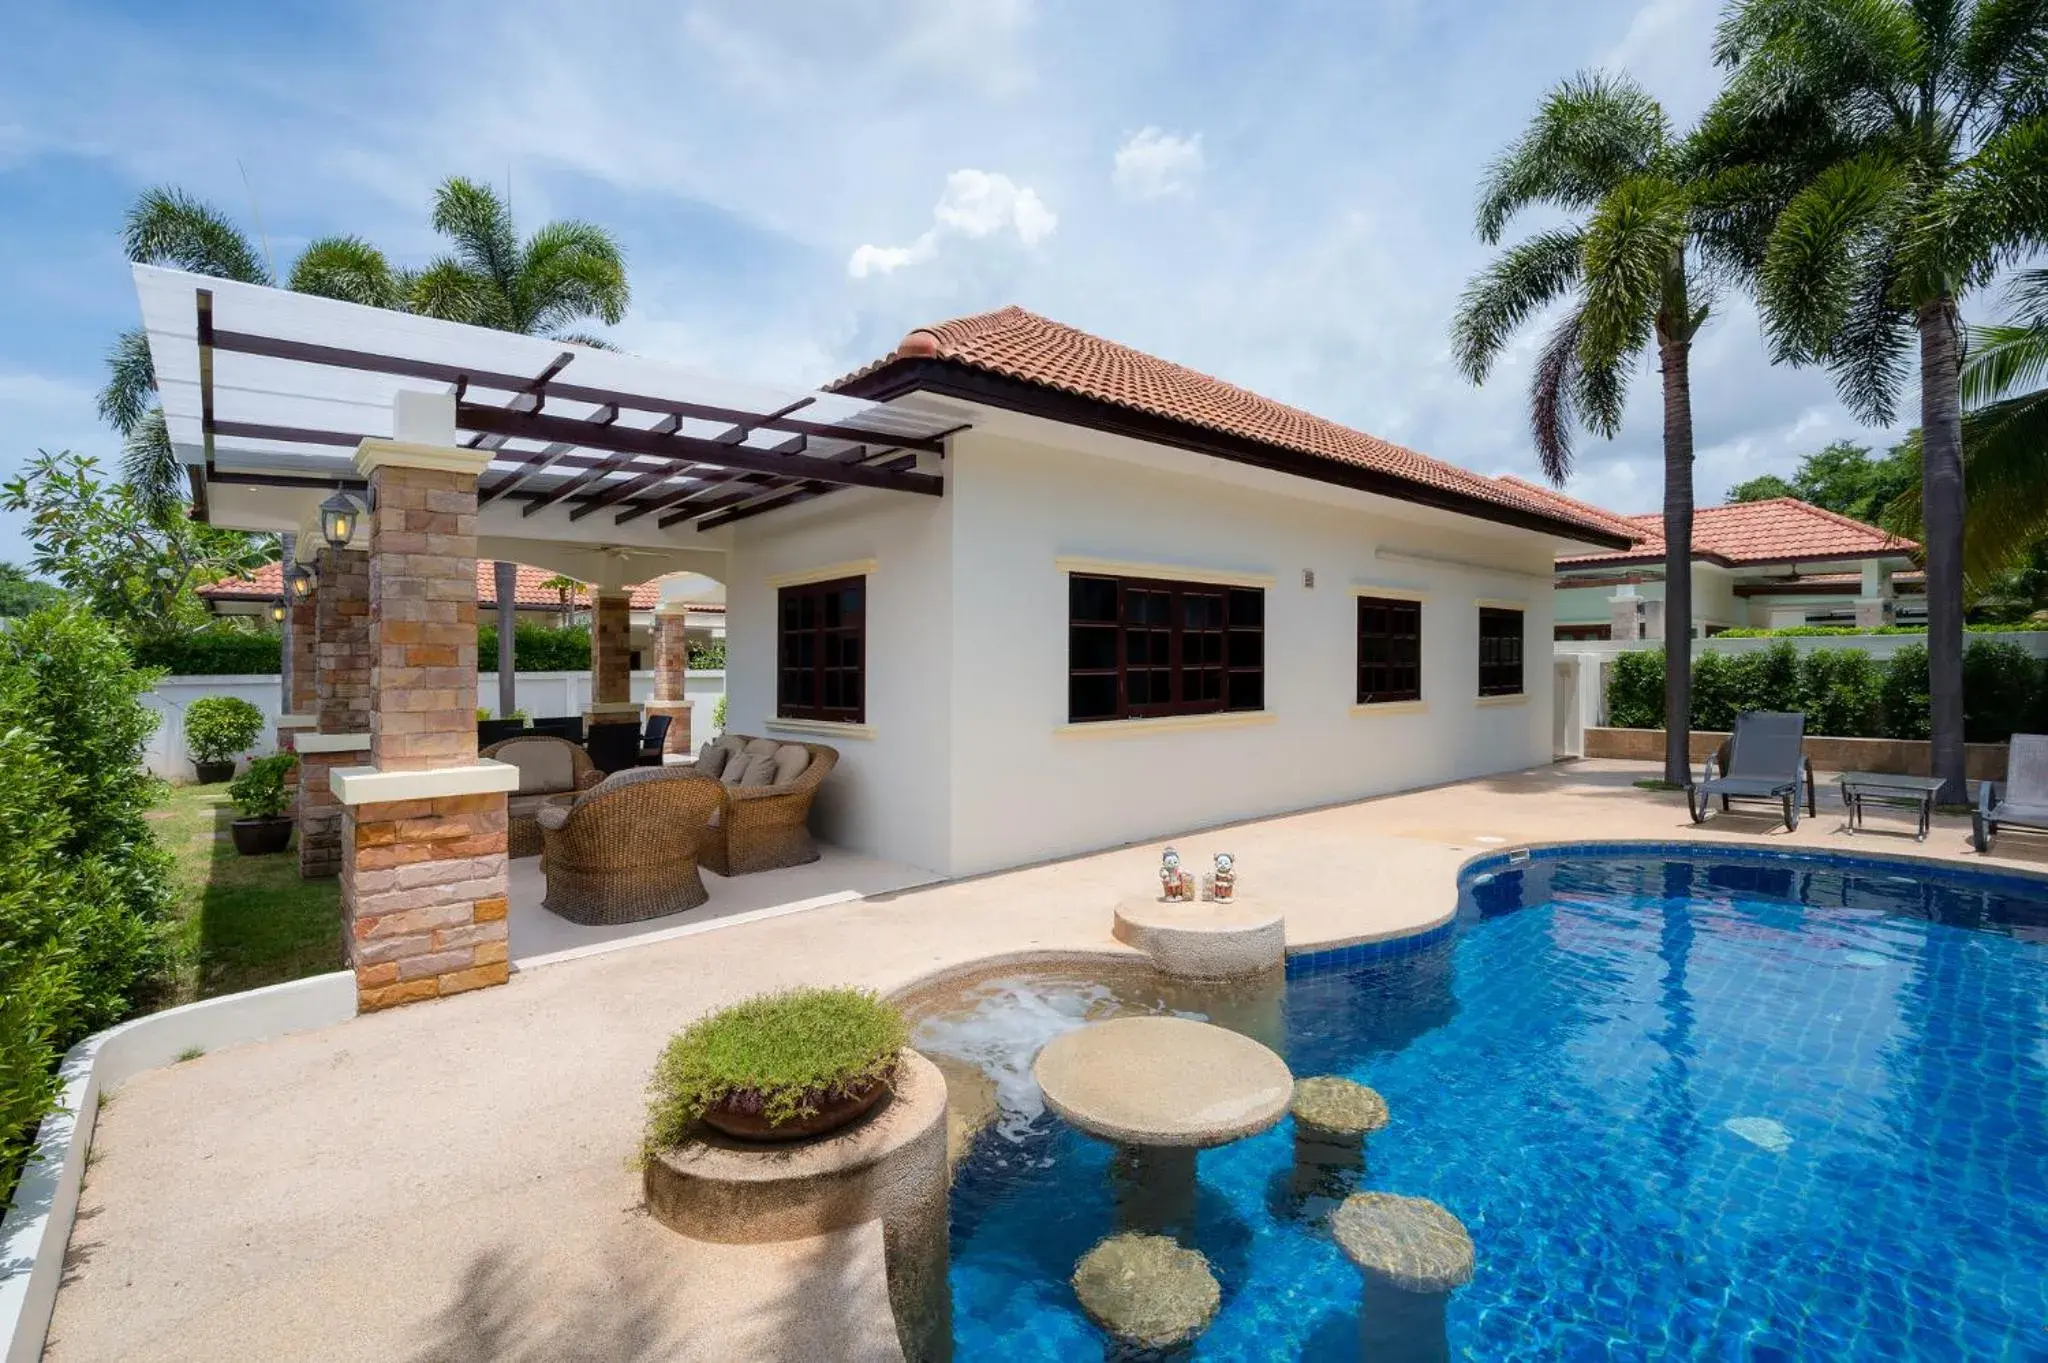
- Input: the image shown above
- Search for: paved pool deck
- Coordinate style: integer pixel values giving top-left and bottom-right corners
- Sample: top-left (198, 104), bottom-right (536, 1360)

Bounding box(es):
top-left (43, 760), bottom-right (2041, 1362)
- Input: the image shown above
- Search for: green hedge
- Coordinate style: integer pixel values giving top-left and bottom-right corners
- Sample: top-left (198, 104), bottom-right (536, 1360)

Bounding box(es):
top-left (133, 629), bottom-right (281, 675)
top-left (477, 623), bottom-right (592, 672)
top-left (1714, 622), bottom-right (2048, 638)
top-left (1606, 640), bottom-right (2048, 744)
top-left (0, 607), bottom-right (174, 1202)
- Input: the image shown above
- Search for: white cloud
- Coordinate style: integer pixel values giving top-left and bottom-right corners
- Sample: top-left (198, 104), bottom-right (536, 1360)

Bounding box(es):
top-left (1113, 128), bottom-right (1204, 198)
top-left (848, 170), bottom-right (1057, 279)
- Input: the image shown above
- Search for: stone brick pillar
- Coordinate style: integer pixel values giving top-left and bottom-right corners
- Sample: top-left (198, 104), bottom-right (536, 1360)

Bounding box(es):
top-left (1607, 592), bottom-right (1640, 642)
top-left (643, 604), bottom-right (693, 757)
top-left (298, 546), bottom-right (371, 879)
top-left (588, 589), bottom-right (640, 732)
top-left (287, 587), bottom-right (318, 712)
top-left (332, 415), bottom-right (517, 1013)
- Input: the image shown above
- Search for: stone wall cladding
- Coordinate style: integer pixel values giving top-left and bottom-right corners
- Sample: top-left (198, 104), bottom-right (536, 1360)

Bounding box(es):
top-left (297, 749), bottom-right (352, 879)
top-left (287, 590), bottom-right (318, 713)
top-left (594, 592), bottom-right (632, 705)
top-left (341, 792), bottom-right (509, 1011)
top-left (316, 547), bottom-right (372, 732)
top-left (649, 609), bottom-right (692, 754)
top-left (365, 467), bottom-right (480, 773)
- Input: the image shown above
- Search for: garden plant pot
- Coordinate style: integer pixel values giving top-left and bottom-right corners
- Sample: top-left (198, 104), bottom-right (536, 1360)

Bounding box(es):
top-left (230, 816), bottom-right (294, 856)
top-left (700, 1071), bottom-right (894, 1143)
top-left (194, 760), bottom-right (236, 784)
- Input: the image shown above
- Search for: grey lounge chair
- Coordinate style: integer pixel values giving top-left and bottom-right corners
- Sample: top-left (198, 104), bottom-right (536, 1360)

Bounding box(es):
top-left (1974, 733), bottom-right (2048, 852)
top-left (1687, 710), bottom-right (1817, 830)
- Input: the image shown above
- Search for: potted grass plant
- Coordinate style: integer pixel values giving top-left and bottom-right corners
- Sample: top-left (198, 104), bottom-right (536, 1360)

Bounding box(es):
top-left (226, 751), bottom-right (298, 855)
top-left (646, 986), bottom-right (908, 1145)
top-left (184, 694), bottom-right (266, 784)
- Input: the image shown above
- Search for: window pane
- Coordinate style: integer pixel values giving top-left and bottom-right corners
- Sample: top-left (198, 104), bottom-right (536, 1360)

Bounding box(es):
top-left (1227, 588), bottom-right (1263, 627)
top-left (1228, 670), bottom-right (1263, 711)
top-left (1070, 624), bottom-right (1117, 671)
top-left (1070, 673), bottom-right (1117, 720)
top-left (1070, 575), bottom-right (1118, 623)
top-left (1228, 631), bottom-right (1262, 668)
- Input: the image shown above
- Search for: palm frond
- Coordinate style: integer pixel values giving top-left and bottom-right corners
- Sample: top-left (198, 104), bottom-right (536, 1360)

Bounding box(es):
top-left (1578, 175), bottom-right (1689, 373)
top-left (1956, 388), bottom-right (2048, 590)
top-left (122, 186), bottom-right (270, 283)
top-left (406, 258), bottom-right (500, 326)
top-left (120, 408), bottom-right (183, 522)
top-left (549, 331), bottom-right (618, 350)
top-left (1714, 0), bottom-right (1921, 134)
top-left (1529, 308), bottom-right (1588, 483)
top-left (288, 236), bottom-right (406, 308)
top-left (1758, 150), bottom-right (1910, 364)
top-left (1475, 71), bottom-right (1669, 242)
top-left (514, 220), bottom-right (629, 334)
top-left (1824, 239), bottom-right (1914, 424)
top-left (430, 178), bottom-right (522, 297)
top-left (97, 328), bottom-right (156, 433)
top-left (1931, 112), bottom-right (2048, 284)
top-left (1957, 0), bottom-right (2048, 130)
top-left (1450, 229), bottom-right (1584, 382)
top-left (1962, 321), bottom-right (2048, 403)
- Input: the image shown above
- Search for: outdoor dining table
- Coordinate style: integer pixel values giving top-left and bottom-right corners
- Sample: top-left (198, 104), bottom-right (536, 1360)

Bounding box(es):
top-left (1837, 772), bottom-right (1948, 840)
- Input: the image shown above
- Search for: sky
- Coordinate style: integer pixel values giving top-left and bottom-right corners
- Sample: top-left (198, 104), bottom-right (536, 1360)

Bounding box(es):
top-left (0, 0), bottom-right (1916, 569)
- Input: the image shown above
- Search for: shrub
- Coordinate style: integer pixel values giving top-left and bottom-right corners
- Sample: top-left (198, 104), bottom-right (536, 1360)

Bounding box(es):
top-left (1798, 649), bottom-right (1884, 737)
top-left (477, 623), bottom-right (592, 672)
top-left (1606, 649), bottom-right (1665, 729)
top-left (1880, 646), bottom-right (1932, 740)
top-left (644, 987), bottom-right (907, 1150)
top-left (687, 637), bottom-right (727, 670)
top-left (184, 695), bottom-right (267, 764)
top-left (1688, 651), bottom-right (1744, 732)
top-left (228, 753), bottom-right (298, 819)
top-left (1735, 642), bottom-right (1803, 714)
top-left (132, 628), bottom-right (282, 675)
top-left (711, 693), bottom-right (728, 734)
top-left (1961, 640), bottom-right (2040, 743)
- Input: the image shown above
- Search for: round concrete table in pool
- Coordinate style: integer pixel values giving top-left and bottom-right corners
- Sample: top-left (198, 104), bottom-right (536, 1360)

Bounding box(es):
top-left (1034, 1016), bottom-right (1294, 1146)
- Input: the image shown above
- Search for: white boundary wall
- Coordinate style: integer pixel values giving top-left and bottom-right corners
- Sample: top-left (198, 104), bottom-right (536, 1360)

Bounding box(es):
top-left (140, 670), bottom-right (726, 779)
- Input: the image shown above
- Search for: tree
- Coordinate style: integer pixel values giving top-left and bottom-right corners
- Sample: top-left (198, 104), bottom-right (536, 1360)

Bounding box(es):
top-left (0, 451), bottom-right (272, 644)
top-left (1726, 472), bottom-right (1797, 502)
top-left (99, 187), bottom-right (403, 519)
top-left (1948, 269), bottom-right (2048, 592)
top-left (1725, 437), bottom-right (1918, 522)
top-left (0, 564), bottom-right (65, 618)
top-left (1453, 71), bottom-right (1716, 785)
top-left (1706, 0), bottom-right (2048, 802)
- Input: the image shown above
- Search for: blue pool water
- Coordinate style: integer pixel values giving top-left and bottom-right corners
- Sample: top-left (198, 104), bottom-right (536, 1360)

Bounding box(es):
top-left (920, 849), bottom-right (2048, 1360)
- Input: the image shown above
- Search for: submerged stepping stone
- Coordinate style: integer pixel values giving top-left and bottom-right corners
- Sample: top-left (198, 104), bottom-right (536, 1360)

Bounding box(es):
top-left (1332, 1192), bottom-right (1475, 1293)
top-left (1071, 1233), bottom-right (1221, 1348)
top-left (1291, 1076), bottom-right (1389, 1139)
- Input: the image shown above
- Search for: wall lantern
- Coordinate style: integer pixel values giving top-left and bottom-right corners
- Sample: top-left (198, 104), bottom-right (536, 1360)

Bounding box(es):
top-left (285, 560), bottom-right (317, 602)
top-left (269, 598), bottom-right (288, 624)
top-left (319, 490), bottom-right (364, 549)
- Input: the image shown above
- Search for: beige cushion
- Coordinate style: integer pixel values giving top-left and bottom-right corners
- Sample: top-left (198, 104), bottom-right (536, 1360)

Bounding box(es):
top-left (716, 734), bottom-right (749, 755)
top-left (497, 738), bottom-right (574, 795)
top-left (738, 753), bottom-right (777, 787)
top-left (719, 753), bottom-right (755, 787)
top-left (742, 737), bottom-right (779, 758)
top-left (771, 744), bottom-right (810, 787)
top-left (696, 742), bottom-right (730, 779)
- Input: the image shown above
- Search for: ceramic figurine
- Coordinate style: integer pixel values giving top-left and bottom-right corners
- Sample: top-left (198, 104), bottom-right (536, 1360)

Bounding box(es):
top-left (1159, 847), bottom-right (1193, 901)
top-left (1210, 852), bottom-right (1237, 903)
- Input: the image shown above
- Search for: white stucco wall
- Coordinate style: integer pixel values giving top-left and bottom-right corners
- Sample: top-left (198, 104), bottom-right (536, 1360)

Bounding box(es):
top-left (724, 412), bottom-right (1567, 877)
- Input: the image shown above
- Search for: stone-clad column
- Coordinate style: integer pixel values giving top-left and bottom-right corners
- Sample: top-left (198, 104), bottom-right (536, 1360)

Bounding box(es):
top-left (587, 589), bottom-right (640, 733)
top-left (331, 395), bottom-right (518, 1013)
top-left (643, 604), bottom-right (693, 757)
top-left (297, 545), bottom-right (371, 879)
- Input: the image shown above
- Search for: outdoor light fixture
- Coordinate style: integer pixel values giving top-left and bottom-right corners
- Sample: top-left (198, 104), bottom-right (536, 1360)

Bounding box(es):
top-left (269, 599), bottom-right (288, 624)
top-left (285, 560), bottom-right (317, 602)
top-left (319, 489), bottom-right (363, 549)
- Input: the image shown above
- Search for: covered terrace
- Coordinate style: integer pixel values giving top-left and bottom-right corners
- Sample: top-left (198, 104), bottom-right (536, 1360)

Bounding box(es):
top-left (132, 263), bottom-right (969, 1007)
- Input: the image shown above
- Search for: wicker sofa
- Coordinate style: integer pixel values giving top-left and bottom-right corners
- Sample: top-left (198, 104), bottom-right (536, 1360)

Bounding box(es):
top-left (535, 767), bottom-right (726, 924)
top-left (686, 735), bottom-right (839, 876)
top-left (481, 735), bottom-right (603, 857)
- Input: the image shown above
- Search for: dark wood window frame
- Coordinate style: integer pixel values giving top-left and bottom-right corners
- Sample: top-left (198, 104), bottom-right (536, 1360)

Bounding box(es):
top-left (1356, 595), bottom-right (1422, 704)
top-left (1478, 605), bottom-right (1524, 698)
top-left (777, 575), bottom-right (865, 723)
top-left (1068, 573), bottom-right (1264, 722)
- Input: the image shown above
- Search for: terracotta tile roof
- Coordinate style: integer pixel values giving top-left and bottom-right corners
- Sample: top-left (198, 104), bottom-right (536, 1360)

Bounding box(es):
top-left (1525, 488), bottom-right (1917, 568)
top-left (835, 306), bottom-right (1629, 546)
top-left (199, 562), bottom-right (722, 612)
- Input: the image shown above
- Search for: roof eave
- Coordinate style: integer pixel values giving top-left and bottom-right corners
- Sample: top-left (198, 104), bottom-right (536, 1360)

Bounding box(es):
top-left (836, 357), bottom-right (1635, 551)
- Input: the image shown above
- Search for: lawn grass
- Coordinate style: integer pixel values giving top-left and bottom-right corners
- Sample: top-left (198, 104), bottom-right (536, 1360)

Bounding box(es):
top-left (148, 781), bottom-right (341, 1005)
top-left (1632, 778), bottom-right (1686, 792)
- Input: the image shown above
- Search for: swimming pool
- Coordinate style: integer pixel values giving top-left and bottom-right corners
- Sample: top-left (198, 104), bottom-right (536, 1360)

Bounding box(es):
top-left (913, 847), bottom-right (2048, 1359)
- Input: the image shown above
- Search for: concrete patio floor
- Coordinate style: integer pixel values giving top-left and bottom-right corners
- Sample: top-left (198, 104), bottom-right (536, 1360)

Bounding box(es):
top-left (43, 760), bottom-right (2045, 1363)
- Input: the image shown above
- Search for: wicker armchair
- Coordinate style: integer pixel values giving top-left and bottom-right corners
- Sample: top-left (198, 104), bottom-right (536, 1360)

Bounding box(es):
top-left (536, 767), bottom-right (726, 925)
top-left (693, 739), bottom-right (839, 876)
top-left (481, 736), bottom-right (604, 857)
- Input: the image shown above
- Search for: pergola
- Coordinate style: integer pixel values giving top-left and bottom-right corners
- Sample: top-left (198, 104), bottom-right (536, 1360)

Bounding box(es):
top-left (132, 264), bottom-right (969, 1011)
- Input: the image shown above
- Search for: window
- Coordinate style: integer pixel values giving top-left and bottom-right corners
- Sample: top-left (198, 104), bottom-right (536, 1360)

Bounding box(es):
top-left (1356, 596), bottom-right (1422, 704)
top-left (777, 576), bottom-right (864, 722)
top-left (1478, 606), bottom-right (1524, 697)
top-left (1068, 574), bottom-right (1264, 722)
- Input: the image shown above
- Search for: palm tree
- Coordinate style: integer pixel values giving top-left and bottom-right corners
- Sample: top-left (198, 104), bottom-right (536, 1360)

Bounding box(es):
top-left (1706, 0), bottom-right (2048, 802)
top-left (408, 176), bottom-right (630, 715)
top-left (1453, 72), bottom-right (1714, 785)
top-left (1951, 271), bottom-right (2048, 592)
top-left (98, 187), bottom-right (403, 518)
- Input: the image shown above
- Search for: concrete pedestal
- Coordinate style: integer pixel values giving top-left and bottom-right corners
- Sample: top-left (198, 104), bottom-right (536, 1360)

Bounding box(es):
top-left (1111, 897), bottom-right (1286, 979)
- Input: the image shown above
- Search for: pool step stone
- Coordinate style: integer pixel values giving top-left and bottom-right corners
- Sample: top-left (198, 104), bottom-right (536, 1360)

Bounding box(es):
top-left (1071, 1232), bottom-right (1221, 1349)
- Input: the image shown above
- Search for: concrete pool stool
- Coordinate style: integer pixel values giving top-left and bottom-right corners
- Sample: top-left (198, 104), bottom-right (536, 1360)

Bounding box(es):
top-left (1071, 1232), bottom-right (1222, 1349)
top-left (1332, 1191), bottom-right (1475, 1362)
top-left (1288, 1077), bottom-right (1389, 1213)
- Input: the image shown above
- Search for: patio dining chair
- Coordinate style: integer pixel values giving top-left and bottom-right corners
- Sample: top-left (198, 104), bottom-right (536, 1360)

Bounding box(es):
top-left (1974, 733), bottom-right (2048, 852)
top-left (584, 721), bottom-right (641, 775)
top-left (528, 715), bottom-right (585, 744)
top-left (637, 713), bottom-right (672, 767)
top-left (1687, 710), bottom-right (1817, 831)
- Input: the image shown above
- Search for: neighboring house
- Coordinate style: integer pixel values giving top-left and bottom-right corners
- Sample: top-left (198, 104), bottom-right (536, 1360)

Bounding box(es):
top-left (199, 561), bottom-right (726, 663)
top-left (1495, 477), bottom-right (1921, 640)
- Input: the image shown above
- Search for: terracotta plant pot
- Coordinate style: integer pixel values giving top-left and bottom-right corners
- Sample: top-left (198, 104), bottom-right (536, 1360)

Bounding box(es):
top-left (230, 816), bottom-right (294, 856)
top-left (700, 1070), bottom-right (894, 1143)
top-left (194, 759), bottom-right (236, 785)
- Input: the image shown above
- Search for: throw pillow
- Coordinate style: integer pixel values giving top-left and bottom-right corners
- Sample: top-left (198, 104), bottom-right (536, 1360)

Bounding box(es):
top-left (738, 753), bottom-right (777, 787)
top-left (771, 744), bottom-right (810, 786)
top-left (742, 736), bottom-right (780, 758)
top-left (720, 753), bottom-right (754, 787)
top-left (697, 742), bottom-right (730, 779)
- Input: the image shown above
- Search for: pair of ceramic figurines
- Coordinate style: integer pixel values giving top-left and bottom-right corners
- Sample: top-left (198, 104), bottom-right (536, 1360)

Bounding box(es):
top-left (1158, 847), bottom-right (1236, 903)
